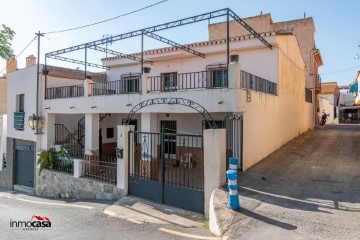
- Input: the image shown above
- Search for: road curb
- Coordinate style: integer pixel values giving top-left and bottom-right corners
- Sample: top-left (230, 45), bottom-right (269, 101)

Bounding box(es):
top-left (209, 188), bottom-right (235, 236)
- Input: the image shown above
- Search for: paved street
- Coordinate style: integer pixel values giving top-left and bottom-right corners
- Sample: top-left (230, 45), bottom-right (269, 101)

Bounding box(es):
top-left (226, 125), bottom-right (360, 239)
top-left (0, 191), bottom-right (218, 240)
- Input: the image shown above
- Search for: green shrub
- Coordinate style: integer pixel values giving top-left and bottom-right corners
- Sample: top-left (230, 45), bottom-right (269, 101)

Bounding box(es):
top-left (36, 147), bottom-right (67, 175)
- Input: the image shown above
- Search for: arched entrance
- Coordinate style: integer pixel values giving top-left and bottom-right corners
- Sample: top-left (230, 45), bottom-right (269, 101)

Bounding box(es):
top-left (126, 98), bottom-right (213, 213)
top-left (124, 97), bottom-right (218, 129)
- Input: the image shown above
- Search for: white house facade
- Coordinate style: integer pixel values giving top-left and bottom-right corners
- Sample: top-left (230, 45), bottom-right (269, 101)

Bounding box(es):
top-left (0, 9), bottom-right (316, 214)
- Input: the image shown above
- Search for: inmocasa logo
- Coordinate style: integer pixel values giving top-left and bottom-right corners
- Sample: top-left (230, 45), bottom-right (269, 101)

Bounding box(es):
top-left (10, 215), bottom-right (51, 231)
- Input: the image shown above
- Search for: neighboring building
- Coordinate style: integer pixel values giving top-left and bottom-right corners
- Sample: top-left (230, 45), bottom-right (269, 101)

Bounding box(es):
top-left (0, 10), bottom-right (315, 214)
top-left (209, 13), bottom-right (323, 124)
top-left (318, 82), bottom-right (339, 124)
top-left (337, 71), bottom-right (360, 124)
top-left (353, 71), bottom-right (360, 105)
top-left (0, 55), bottom-right (106, 190)
top-left (0, 56), bottom-right (18, 175)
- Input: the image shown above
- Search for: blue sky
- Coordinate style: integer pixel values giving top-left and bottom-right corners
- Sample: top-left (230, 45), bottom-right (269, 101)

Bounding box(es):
top-left (1, 0), bottom-right (360, 85)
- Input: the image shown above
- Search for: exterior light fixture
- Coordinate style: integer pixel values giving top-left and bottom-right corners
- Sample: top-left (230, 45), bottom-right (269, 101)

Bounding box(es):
top-left (28, 114), bottom-right (42, 134)
top-left (143, 67), bottom-right (151, 74)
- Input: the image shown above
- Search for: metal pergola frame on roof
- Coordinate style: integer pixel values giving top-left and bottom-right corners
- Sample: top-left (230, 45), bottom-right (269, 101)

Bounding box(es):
top-left (44, 8), bottom-right (272, 79)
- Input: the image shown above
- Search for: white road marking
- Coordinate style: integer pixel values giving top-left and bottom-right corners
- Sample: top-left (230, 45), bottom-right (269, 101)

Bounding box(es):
top-left (126, 218), bottom-right (144, 225)
top-left (0, 194), bottom-right (93, 209)
top-left (158, 228), bottom-right (220, 240)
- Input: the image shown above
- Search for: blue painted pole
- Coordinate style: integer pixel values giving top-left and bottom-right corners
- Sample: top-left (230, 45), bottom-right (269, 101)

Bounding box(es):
top-left (229, 157), bottom-right (238, 170)
top-left (226, 169), bottom-right (240, 210)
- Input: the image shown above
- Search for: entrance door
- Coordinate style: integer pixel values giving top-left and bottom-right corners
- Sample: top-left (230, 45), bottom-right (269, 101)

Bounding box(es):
top-left (160, 121), bottom-right (176, 160)
top-left (15, 148), bottom-right (35, 188)
top-left (128, 130), bottom-right (204, 213)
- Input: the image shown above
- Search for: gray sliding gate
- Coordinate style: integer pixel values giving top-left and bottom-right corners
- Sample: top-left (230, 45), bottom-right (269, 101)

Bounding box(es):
top-left (128, 131), bottom-right (204, 213)
top-left (15, 146), bottom-right (35, 188)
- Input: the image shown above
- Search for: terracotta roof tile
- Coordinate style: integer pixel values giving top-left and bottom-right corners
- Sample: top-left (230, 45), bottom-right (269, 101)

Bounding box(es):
top-left (102, 30), bottom-right (285, 61)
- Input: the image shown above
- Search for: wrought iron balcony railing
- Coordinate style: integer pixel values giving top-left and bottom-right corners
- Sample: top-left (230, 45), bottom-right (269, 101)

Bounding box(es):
top-left (241, 71), bottom-right (277, 95)
top-left (305, 88), bottom-right (313, 103)
top-left (150, 68), bottom-right (228, 92)
top-left (45, 85), bottom-right (84, 99)
top-left (90, 78), bottom-right (141, 96)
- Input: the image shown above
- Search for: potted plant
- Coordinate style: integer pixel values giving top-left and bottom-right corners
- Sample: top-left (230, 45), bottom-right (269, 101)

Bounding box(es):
top-left (143, 67), bottom-right (151, 74)
top-left (230, 53), bottom-right (239, 62)
top-left (36, 146), bottom-right (69, 175)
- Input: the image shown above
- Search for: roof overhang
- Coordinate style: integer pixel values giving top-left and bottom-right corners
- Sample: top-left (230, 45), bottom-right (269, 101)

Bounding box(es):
top-left (313, 49), bottom-right (323, 66)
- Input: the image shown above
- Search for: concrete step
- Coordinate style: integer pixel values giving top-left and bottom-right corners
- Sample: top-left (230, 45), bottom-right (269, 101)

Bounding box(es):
top-left (14, 184), bottom-right (34, 195)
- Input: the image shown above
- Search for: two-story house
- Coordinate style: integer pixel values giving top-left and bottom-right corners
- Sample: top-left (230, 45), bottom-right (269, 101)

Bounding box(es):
top-left (0, 9), bottom-right (317, 213)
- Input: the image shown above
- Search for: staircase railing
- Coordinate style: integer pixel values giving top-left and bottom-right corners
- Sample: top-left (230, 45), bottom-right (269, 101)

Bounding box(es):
top-left (100, 113), bottom-right (111, 122)
top-left (55, 124), bottom-right (84, 159)
top-left (77, 116), bottom-right (85, 146)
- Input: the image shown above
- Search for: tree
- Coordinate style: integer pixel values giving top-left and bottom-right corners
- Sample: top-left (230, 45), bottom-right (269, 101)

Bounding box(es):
top-left (0, 24), bottom-right (15, 60)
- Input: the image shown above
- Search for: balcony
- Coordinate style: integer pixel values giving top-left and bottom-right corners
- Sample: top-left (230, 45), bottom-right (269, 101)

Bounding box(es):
top-left (150, 68), bottom-right (228, 92)
top-left (45, 85), bottom-right (84, 99)
top-left (90, 78), bottom-right (141, 96)
top-left (241, 71), bottom-right (277, 95)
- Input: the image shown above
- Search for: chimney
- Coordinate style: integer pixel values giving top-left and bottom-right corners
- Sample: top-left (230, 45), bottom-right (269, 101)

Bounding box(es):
top-left (26, 54), bottom-right (36, 67)
top-left (6, 55), bottom-right (17, 76)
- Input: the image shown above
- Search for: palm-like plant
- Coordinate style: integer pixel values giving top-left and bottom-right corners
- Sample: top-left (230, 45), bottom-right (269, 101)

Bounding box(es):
top-left (36, 147), bottom-right (67, 175)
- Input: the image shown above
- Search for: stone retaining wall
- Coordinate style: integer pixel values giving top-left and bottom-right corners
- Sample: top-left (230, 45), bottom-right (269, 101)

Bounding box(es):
top-left (36, 169), bottom-right (124, 200)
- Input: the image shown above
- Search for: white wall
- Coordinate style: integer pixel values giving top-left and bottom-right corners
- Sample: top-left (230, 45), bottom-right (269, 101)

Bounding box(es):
top-left (43, 87), bottom-right (240, 115)
top-left (7, 65), bottom-right (39, 143)
top-left (0, 114), bottom-right (6, 171)
top-left (43, 37), bottom-right (278, 116)
top-left (339, 93), bottom-right (355, 106)
top-left (97, 112), bottom-right (229, 144)
top-left (318, 97), bottom-right (335, 124)
top-left (319, 93), bottom-right (336, 106)
top-left (47, 76), bottom-right (84, 88)
top-left (99, 113), bottom-right (140, 144)
top-left (105, 37), bottom-right (278, 85)
top-left (55, 114), bottom-right (84, 133)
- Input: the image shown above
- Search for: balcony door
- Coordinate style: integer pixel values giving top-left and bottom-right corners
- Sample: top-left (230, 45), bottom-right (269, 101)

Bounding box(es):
top-left (162, 72), bottom-right (177, 91)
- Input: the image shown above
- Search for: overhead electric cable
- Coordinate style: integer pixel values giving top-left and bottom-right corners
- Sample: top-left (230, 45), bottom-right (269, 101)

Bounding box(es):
top-left (0, 36), bottom-right (37, 75)
top-left (320, 64), bottom-right (360, 76)
top-left (43, 0), bottom-right (169, 35)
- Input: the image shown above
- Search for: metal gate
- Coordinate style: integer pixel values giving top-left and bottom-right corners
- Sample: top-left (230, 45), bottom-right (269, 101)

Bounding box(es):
top-left (15, 146), bottom-right (35, 188)
top-left (224, 116), bottom-right (243, 170)
top-left (128, 131), bottom-right (204, 213)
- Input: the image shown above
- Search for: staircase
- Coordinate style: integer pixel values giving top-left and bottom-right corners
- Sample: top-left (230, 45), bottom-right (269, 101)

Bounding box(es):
top-left (76, 114), bottom-right (111, 147)
top-left (100, 113), bottom-right (111, 122)
top-left (55, 124), bottom-right (84, 159)
top-left (77, 116), bottom-right (85, 146)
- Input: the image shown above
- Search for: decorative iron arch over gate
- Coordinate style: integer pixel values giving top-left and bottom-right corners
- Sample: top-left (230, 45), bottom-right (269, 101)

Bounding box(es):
top-left (125, 97), bottom-right (218, 129)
